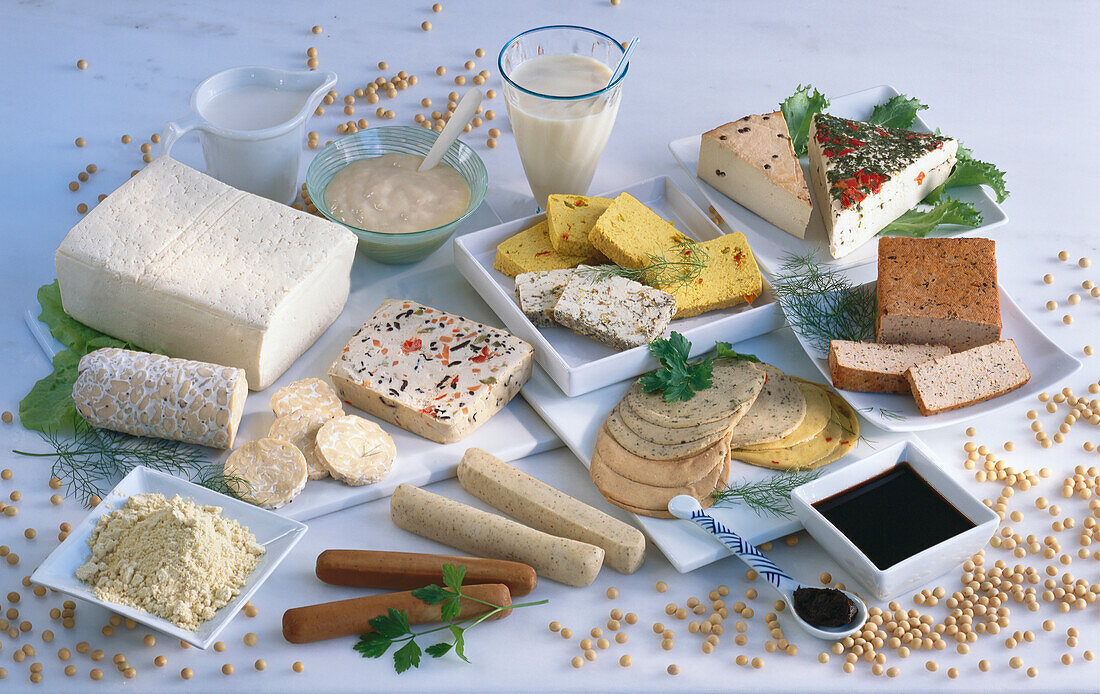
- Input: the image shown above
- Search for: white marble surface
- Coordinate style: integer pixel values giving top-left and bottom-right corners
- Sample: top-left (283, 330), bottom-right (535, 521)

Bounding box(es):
top-left (1, 0), bottom-right (1098, 691)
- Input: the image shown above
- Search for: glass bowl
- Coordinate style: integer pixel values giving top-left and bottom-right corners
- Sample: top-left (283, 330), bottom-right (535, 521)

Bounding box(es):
top-left (305, 126), bottom-right (488, 264)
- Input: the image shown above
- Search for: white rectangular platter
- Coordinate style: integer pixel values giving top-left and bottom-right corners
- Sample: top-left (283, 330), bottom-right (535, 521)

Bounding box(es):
top-left (24, 202), bottom-right (561, 522)
top-left (669, 85), bottom-right (1009, 273)
top-left (520, 327), bottom-right (903, 573)
top-left (31, 466), bottom-right (307, 649)
top-left (454, 176), bottom-right (785, 396)
top-left (790, 281), bottom-right (1081, 432)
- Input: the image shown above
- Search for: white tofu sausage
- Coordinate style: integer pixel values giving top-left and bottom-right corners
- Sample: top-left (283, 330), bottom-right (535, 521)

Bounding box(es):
top-left (390, 483), bottom-right (605, 587)
top-left (72, 347), bottom-right (248, 449)
top-left (458, 448), bottom-right (646, 574)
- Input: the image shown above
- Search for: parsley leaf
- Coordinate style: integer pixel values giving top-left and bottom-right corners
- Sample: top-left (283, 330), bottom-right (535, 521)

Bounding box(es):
top-left (353, 632), bottom-right (393, 659)
top-left (410, 584), bottom-right (450, 605)
top-left (369, 608), bottom-right (411, 639)
top-left (925, 154), bottom-right (1009, 204)
top-left (450, 625), bottom-right (469, 663)
top-left (393, 639), bottom-right (422, 674)
top-left (714, 342), bottom-right (761, 363)
top-left (442, 563), bottom-right (465, 594)
top-left (880, 199), bottom-right (983, 238)
top-left (640, 333), bottom-right (714, 402)
top-left (425, 642), bottom-right (452, 658)
top-left (780, 85), bottom-right (829, 157)
top-left (866, 94), bottom-right (928, 129)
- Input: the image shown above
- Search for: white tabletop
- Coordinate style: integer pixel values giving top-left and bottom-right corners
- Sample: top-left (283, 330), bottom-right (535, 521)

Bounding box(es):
top-left (2, 1), bottom-right (1098, 691)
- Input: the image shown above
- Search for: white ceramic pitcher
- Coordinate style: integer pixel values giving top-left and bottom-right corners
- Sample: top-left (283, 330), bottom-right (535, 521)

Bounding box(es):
top-left (160, 66), bottom-right (336, 205)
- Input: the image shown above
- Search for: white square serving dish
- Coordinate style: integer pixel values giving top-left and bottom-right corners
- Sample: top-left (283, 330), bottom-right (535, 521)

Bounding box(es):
top-left (669, 85), bottom-right (1009, 273)
top-left (31, 466), bottom-right (308, 649)
top-left (791, 439), bottom-right (997, 600)
top-left (453, 176), bottom-right (785, 396)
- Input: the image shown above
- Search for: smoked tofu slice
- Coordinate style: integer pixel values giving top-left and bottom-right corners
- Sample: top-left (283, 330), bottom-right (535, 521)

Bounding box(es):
top-left (808, 113), bottom-right (958, 259)
top-left (698, 112), bottom-right (812, 239)
top-left (55, 156), bottom-right (358, 391)
top-left (328, 299), bottom-right (534, 444)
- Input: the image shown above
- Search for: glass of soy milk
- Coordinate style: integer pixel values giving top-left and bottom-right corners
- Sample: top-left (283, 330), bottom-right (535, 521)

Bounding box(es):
top-left (499, 26), bottom-right (627, 209)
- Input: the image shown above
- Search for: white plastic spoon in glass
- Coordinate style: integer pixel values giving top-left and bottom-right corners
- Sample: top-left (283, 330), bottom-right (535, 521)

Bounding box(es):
top-left (667, 495), bottom-right (868, 640)
top-left (418, 88), bottom-right (483, 172)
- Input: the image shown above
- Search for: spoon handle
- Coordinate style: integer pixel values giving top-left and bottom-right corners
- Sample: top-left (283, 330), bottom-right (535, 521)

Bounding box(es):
top-left (685, 508), bottom-right (800, 595)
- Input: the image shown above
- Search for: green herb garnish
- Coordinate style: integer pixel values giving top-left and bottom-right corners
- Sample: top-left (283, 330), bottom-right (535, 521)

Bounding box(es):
top-left (13, 418), bottom-right (248, 506)
top-left (771, 252), bottom-right (876, 352)
top-left (879, 198), bottom-right (983, 238)
top-left (866, 94), bottom-right (928, 129)
top-left (714, 342), bottom-right (761, 363)
top-left (580, 242), bottom-right (709, 288)
top-left (639, 332), bottom-right (715, 402)
top-left (780, 84), bottom-right (829, 157)
top-left (354, 564), bottom-right (548, 673)
top-left (712, 468), bottom-right (823, 518)
top-left (925, 145), bottom-right (1009, 204)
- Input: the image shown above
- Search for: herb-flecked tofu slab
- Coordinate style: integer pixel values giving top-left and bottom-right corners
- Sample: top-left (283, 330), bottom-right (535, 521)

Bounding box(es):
top-left (551, 267), bottom-right (677, 351)
top-left (328, 299), bottom-right (534, 444)
top-left (514, 269), bottom-right (574, 327)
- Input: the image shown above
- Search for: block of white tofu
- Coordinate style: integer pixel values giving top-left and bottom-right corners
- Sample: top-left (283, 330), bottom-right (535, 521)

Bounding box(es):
top-left (551, 267), bottom-right (677, 351)
top-left (54, 156), bottom-right (358, 391)
top-left (328, 299), bottom-right (534, 444)
top-left (514, 269), bottom-right (573, 327)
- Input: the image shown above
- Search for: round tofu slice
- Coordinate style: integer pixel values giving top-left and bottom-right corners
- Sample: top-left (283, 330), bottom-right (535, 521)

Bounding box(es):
top-left (594, 423), bottom-right (731, 487)
top-left (591, 450), bottom-right (730, 520)
top-left (268, 411), bottom-right (337, 480)
top-left (731, 416), bottom-right (842, 471)
top-left (727, 365), bottom-right (808, 448)
top-left (625, 359), bottom-right (765, 429)
top-left (617, 396), bottom-right (734, 446)
top-left (740, 383), bottom-right (831, 451)
top-left (316, 415), bottom-right (397, 486)
top-left (605, 406), bottom-right (729, 461)
top-left (225, 438), bottom-right (308, 509)
top-left (270, 378), bottom-right (344, 419)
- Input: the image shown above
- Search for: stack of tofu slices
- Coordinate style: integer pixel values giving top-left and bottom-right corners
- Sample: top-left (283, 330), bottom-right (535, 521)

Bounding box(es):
top-left (590, 359), bottom-right (859, 518)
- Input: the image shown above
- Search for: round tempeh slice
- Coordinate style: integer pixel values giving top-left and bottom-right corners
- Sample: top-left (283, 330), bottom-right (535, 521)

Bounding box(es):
top-left (605, 406), bottom-right (730, 461)
top-left (270, 378), bottom-right (344, 419)
top-left (268, 411), bottom-right (337, 480)
top-left (727, 365), bottom-right (807, 448)
top-left (740, 383), bottom-right (831, 451)
top-left (594, 423), bottom-right (731, 487)
top-left (624, 359), bottom-right (765, 429)
top-left (591, 451), bottom-right (730, 519)
top-left (315, 415), bottom-right (397, 486)
top-left (731, 415), bottom-right (842, 471)
top-left (617, 396), bottom-right (734, 446)
top-left (225, 438), bottom-right (308, 509)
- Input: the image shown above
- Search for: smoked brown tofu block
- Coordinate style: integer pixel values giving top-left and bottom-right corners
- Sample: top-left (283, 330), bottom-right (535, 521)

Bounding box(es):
top-left (876, 237), bottom-right (1001, 352)
top-left (904, 339), bottom-right (1029, 416)
top-left (828, 340), bottom-right (950, 394)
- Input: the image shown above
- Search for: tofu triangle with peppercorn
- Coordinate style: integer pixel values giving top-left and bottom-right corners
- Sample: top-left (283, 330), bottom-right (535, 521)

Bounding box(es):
top-left (807, 113), bottom-right (958, 259)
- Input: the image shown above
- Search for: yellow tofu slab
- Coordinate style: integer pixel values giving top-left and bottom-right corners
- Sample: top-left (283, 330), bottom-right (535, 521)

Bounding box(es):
top-left (493, 220), bottom-right (590, 277)
top-left (658, 233), bottom-right (763, 318)
top-left (546, 194), bottom-right (613, 257)
top-left (589, 193), bottom-right (693, 269)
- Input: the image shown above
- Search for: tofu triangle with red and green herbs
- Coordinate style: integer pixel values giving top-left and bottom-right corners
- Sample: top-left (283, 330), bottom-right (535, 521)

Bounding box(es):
top-left (807, 113), bottom-right (958, 259)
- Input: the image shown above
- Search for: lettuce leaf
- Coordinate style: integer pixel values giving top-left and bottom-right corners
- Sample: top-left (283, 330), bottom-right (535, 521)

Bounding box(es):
top-left (879, 199), bottom-right (983, 238)
top-left (866, 94), bottom-right (928, 129)
top-left (925, 149), bottom-right (1009, 204)
top-left (780, 85), bottom-right (829, 157)
top-left (19, 281), bottom-right (145, 433)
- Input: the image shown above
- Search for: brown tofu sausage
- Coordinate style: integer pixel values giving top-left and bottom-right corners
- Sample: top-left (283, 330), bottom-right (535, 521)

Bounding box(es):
top-left (316, 549), bottom-right (538, 597)
top-left (282, 583), bottom-right (512, 644)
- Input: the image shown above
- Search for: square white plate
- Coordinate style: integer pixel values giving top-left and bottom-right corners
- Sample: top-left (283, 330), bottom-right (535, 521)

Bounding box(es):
top-left (31, 466), bottom-right (307, 649)
top-left (454, 176), bottom-right (785, 396)
top-left (669, 85), bottom-right (1009, 273)
top-left (790, 281), bottom-right (1081, 432)
top-left (520, 327), bottom-right (906, 573)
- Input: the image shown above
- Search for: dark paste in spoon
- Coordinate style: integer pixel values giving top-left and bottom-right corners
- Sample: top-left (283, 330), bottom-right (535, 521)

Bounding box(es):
top-left (793, 587), bottom-right (857, 628)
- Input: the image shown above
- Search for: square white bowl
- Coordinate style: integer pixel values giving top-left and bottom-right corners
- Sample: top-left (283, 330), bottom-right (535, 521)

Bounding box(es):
top-left (453, 176), bottom-right (785, 396)
top-left (791, 439), bottom-right (997, 600)
top-left (31, 466), bottom-right (308, 649)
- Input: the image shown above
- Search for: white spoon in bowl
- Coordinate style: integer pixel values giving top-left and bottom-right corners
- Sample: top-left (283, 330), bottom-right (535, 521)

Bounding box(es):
top-left (418, 88), bottom-right (483, 172)
top-left (667, 495), bottom-right (868, 641)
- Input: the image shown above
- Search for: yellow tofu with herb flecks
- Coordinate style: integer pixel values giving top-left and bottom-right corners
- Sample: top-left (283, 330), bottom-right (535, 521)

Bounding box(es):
top-left (493, 220), bottom-right (590, 278)
top-left (656, 233), bottom-right (762, 318)
top-left (589, 192), bottom-right (693, 269)
top-left (546, 194), bottom-right (613, 258)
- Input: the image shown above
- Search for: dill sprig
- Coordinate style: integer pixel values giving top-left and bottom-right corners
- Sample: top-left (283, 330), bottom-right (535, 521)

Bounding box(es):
top-left (581, 241), bottom-right (709, 288)
top-left (13, 419), bottom-right (248, 506)
top-left (711, 468), bottom-right (823, 518)
top-left (771, 251), bottom-right (876, 352)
